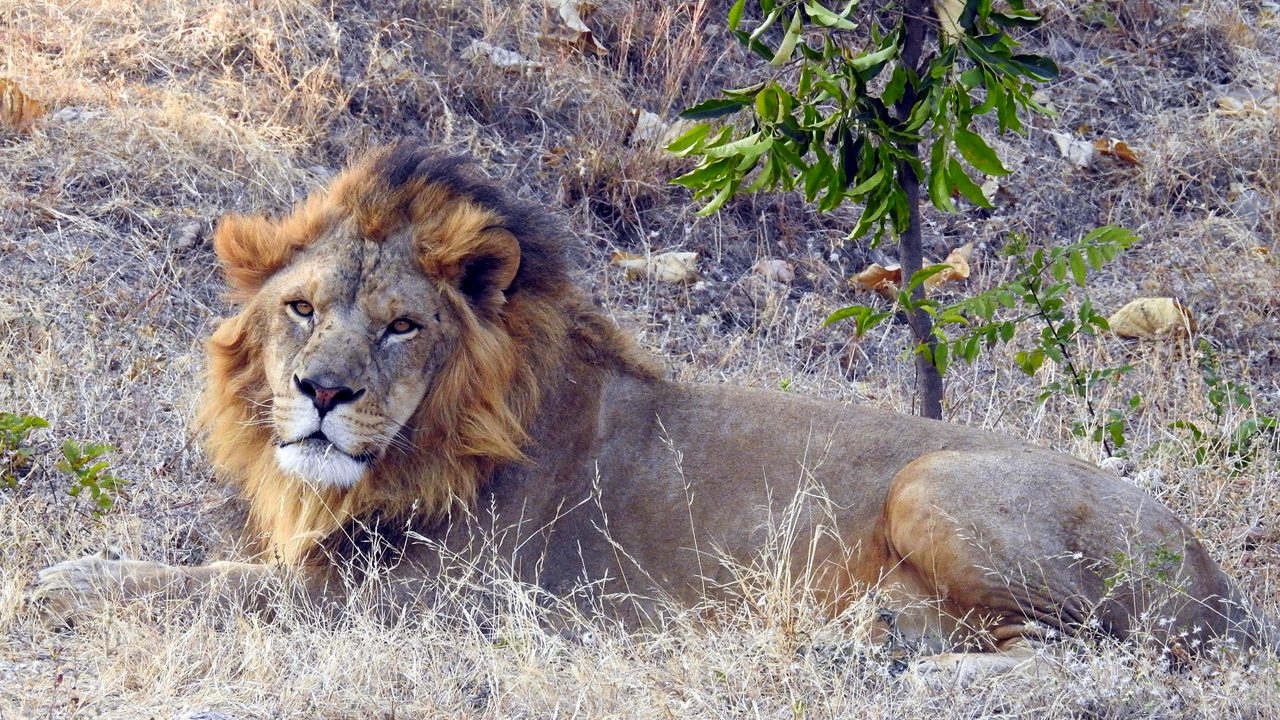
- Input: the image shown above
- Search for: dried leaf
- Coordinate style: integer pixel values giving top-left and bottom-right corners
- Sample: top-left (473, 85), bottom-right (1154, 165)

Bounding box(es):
top-left (1051, 131), bottom-right (1094, 168)
top-left (0, 78), bottom-right (46, 133)
top-left (546, 0), bottom-right (606, 54)
top-left (933, 0), bottom-right (965, 41)
top-left (980, 177), bottom-right (1000, 204)
top-left (924, 242), bottom-right (974, 290)
top-left (1107, 298), bottom-right (1196, 339)
top-left (850, 263), bottom-right (902, 293)
top-left (462, 40), bottom-right (542, 72)
top-left (628, 109), bottom-right (690, 148)
top-left (611, 250), bottom-right (698, 283)
top-left (1093, 138), bottom-right (1142, 165)
top-left (852, 243), bottom-right (973, 295)
top-left (752, 258), bottom-right (794, 284)
top-left (1214, 87), bottom-right (1279, 115)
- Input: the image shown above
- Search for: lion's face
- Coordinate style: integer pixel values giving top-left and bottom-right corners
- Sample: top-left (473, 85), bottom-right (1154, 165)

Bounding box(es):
top-left (255, 220), bottom-right (461, 488)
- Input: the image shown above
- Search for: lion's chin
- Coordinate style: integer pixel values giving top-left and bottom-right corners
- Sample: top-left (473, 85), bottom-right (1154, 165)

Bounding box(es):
top-left (275, 443), bottom-right (369, 489)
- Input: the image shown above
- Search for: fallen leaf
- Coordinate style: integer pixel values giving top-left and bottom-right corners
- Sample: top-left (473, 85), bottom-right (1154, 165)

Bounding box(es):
top-left (1052, 131), bottom-right (1094, 168)
top-left (1214, 87), bottom-right (1279, 115)
top-left (1093, 138), bottom-right (1142, 165)
top-left (462, 40), bottom-right (542, 72)
top-left (1107, 298), bottom-right (1196, 339)
top-left (851, 243), bottom-right (974, 295)
top-left (611, 250), bottom-right (698, 283)
top-left (933, 0), bottom-right (965, 41)
top-left (545, 0), bottom-right (606, 54)
top-left (752, 259), bottom-right (794, 284)
top-left (924, 242), bottom-right (974, 289)
top-left (0, 78), bottom-right (46, 133)
top-left (628, 109), bottom-right (690, 148)
top-left (980, 177), bottom-right (1000, 204)
top-left (850, 263), bottom-right (901, 293)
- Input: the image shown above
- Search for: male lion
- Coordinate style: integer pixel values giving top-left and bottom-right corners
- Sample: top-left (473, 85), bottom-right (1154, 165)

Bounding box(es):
top-left (34, 143), bottom-right (1272, 677)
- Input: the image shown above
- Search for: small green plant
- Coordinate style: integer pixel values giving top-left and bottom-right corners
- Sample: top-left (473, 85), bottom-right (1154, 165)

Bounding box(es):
top-left (1, 411), bottom-right (49, 487)
top-left (1102, 542), bottom-right (1185, 594)
top-left (56, 439), bottom-right (128, 515)
top-left (828, 225), bottom-right (1141, 454)
top-left (1171, 340), bottom-right (1279, 473)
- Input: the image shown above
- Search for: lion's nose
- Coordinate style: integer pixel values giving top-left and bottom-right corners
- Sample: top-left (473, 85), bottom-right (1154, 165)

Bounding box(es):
top-left (294, 375), bottom-right (365, 415)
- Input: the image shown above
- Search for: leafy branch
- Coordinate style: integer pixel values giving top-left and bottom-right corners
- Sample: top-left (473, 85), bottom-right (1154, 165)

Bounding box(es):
top-left (669, 0), bottom-right (1059, 418)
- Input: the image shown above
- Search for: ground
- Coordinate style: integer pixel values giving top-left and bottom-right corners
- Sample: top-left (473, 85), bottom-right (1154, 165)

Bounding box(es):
top-left (1, 0), bottom-right (1278, 717)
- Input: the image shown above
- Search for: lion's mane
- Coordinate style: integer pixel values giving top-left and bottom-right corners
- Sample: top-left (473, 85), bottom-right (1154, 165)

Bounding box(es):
top-left (196, 144), bottom-right (659, 564)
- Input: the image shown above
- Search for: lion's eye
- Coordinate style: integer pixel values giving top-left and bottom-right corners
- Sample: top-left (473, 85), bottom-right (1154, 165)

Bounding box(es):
top-left (387, 318), bottom-right (418, 335)
top-left (288, 300), bottom-right (314, 318)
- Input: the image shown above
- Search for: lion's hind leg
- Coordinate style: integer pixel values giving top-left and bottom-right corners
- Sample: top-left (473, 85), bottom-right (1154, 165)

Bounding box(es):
top-left (878, 450), bottom-right (1108, 681)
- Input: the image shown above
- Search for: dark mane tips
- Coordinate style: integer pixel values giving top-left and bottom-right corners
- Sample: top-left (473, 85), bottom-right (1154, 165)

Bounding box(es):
top-left (368, 142), bottom-right (570, 297)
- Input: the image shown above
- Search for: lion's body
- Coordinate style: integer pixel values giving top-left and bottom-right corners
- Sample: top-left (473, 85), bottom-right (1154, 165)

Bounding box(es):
top-left (34, 144), bottom-right (1271, 672)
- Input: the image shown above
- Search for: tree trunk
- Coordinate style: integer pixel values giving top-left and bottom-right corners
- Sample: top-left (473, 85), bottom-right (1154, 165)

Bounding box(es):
top-left (895, 0), bottom-right (944, 420)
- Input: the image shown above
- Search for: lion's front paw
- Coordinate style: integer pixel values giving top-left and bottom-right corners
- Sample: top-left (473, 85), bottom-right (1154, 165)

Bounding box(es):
top-left (30, 549), bottom-right (133, 626)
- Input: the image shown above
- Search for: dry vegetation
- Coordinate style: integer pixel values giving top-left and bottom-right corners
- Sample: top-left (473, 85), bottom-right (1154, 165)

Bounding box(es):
top-left (1, 0), bottom-right (1279, 716)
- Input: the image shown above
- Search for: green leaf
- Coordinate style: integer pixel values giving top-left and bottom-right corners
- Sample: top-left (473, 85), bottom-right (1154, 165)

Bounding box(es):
top-left (1085, 243), bottom-right (1104, 269)
top-left (953, 129), bottom-right (1009, 176)
top-left (928, 139), bottom-right (955, 212)
top-left (1011, 54), bottom-right (1059, 81)
top-left (771, 9), bottom-right (804, 65)
top-left (679, 97), bottom-right (750, 120)
top-left (727, 0), bottom-right (746, 30)
top-left (848, 164), bottom-right (886, 196)
top-left (1015, 349), bottom-right (1046, 376)
top-left (666, 123), bottom-right (711, 156)
top-left (850, 42), bottom-right (897, 72)
top-left (946, 156), bottom-right (992, 208)
top-left (694, 182), bottom-right (735, 216)
top-left (749, 7), bottom-right (782, 42)
top-left (730, 29), bottom-right (777, 62)
top-left (881, 65), bottom-right (908, 107)
top-left (1068, 250), bottom-right (1087, 286)
top-left (908, 264), bottom-right (954, 290)
top-left (1050, 256), bottom-right (1067, 282)
top-left (990, 10), bottom-right (1043, 28)
top-left (933, 340), bottom-right (950, 375)
top-left (805, 1), bottom-right (858, 30)
top-left (671, 156), bottom-right (734, 189)
top-left (702, 131), bottom-right (772, 159)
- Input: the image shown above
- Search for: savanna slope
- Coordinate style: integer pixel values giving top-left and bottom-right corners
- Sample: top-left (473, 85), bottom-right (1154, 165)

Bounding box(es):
top-left (1, 1), bottom-right (1278, 717)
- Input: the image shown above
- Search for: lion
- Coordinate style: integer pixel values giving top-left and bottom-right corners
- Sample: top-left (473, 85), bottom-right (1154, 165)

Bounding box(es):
top-left (33, 142), bottom-right (1273, 679)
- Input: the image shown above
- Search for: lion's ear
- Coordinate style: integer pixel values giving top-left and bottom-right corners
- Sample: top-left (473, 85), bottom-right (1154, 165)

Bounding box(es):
top-left (449, 228), bottom-right (521, 316)
top-left (212, 214), bottom-right (291, 300)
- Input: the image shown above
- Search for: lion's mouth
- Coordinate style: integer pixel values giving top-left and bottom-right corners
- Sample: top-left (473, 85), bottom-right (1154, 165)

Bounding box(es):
top-left (280, 431), bottom-right (376, 465)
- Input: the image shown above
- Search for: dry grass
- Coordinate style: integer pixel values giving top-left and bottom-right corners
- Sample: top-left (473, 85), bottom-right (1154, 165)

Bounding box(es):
top-left (1, 0), bottom-right (1278, 716)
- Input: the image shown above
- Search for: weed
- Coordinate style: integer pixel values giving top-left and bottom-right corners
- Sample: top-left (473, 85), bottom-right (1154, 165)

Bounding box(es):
top-left (0, 411), bottom-right (48, 487)
top-left (56, 439), bottom-right (128, 516)
top-left (1170, 340), bottom-right (1280, 473)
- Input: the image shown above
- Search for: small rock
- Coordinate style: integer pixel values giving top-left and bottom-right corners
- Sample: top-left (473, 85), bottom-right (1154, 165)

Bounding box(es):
top-left (752, 258), bottom-right (794, 284)
top-left (167, 220), bottom-right (205, 250)
top-left (1098, 456), bottom-right (1132, 476)
top-left (1051, 131), bottom-right (1094, 168)
top-left (50, 106), bottom-right (101, 124)
top-left (1228, 184), bottom-right (1268, 229)
top-left (1129, 467), bottom-right (1166, 494)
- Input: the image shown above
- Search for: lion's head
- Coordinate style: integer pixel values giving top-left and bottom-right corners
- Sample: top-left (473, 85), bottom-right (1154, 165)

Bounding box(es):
top-left (197, 143), bottom-right (657, 562)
